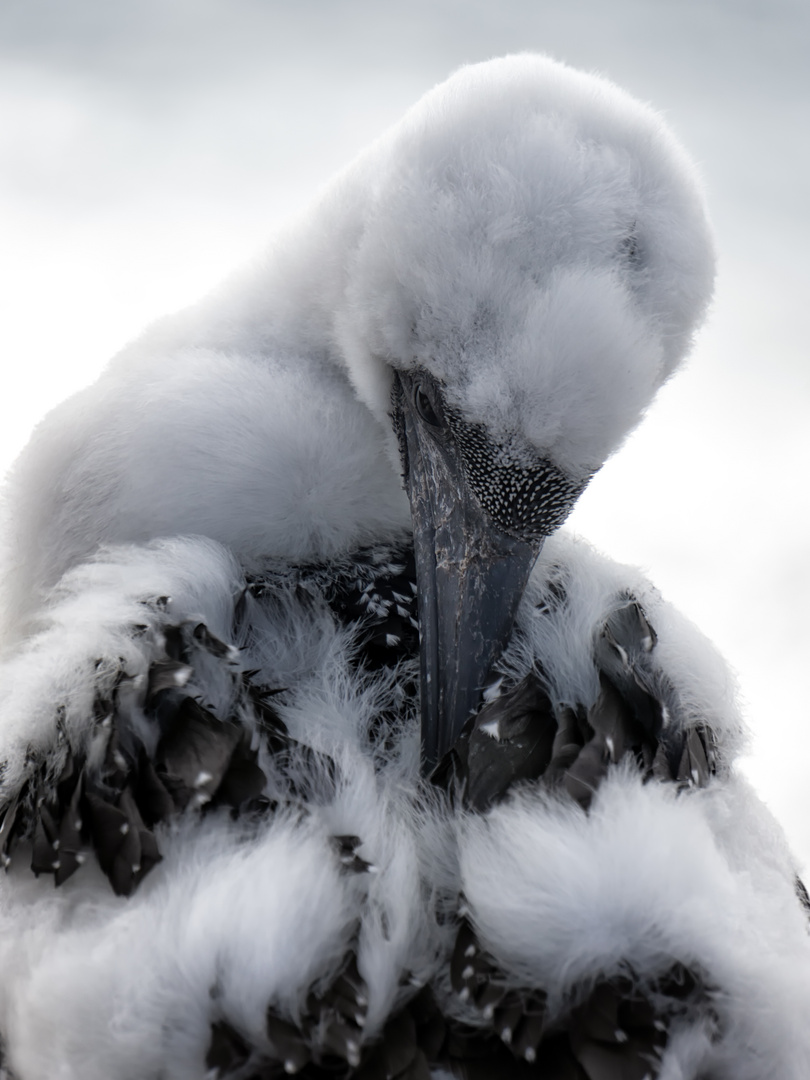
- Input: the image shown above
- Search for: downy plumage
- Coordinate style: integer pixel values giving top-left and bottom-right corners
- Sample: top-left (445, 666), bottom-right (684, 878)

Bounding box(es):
top-left (0, 54), bottom-right (807, 1080)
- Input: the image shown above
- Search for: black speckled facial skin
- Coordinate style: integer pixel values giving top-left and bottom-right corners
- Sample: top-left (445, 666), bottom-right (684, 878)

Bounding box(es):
top-left (443, 403), bottom-right (592, 540)
top-left (395, 368), bottom-right (591, 542)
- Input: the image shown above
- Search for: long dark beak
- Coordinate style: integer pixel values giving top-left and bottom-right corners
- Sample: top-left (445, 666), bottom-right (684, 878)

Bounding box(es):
top-left (394, 374), bottom-right (545, 776)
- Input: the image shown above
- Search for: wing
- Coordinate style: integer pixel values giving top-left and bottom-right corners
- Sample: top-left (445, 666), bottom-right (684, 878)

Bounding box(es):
top-left (432, 531), bottom-right (810, 1080)
top-left (3, 530), bottom-right (810, 1080)
top-left (0, 536), bottom-right (440, 1079)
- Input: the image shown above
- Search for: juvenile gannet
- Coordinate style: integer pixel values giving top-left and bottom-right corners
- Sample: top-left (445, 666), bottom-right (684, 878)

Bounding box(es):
top-left (0, 55), bottom-right (808, 1080)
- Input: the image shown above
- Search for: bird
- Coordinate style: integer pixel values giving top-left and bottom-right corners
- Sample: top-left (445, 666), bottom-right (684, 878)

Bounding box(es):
top-left (0, 52), bottom-right (809, 1080)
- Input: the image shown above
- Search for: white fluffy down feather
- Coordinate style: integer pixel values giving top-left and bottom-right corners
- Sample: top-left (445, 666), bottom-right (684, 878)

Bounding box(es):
top-left (0, 53), bottom-right (806, 1080)
top-left (0, 53), bottom-right (713, 643)
top-left (1, 533), bottom-right (809, 1078)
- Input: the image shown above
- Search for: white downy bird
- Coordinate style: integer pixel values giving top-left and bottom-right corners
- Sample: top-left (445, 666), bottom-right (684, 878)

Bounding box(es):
top-left (0, 54), bottom-right (809, 1080)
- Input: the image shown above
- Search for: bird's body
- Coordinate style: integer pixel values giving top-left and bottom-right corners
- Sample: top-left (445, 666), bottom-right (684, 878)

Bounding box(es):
top-left (0, 55), bottom-right (809, 1080)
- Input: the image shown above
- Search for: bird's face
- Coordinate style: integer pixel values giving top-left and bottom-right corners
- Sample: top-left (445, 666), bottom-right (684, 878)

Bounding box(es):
top-left (330, 55), bottom-right (716, 774)
top-left (392, 367), bottom-right (590, 772)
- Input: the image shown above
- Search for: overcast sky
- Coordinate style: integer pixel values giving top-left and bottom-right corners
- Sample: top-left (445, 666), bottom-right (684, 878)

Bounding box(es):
top-left (2, 0), bottom-right (809, 864)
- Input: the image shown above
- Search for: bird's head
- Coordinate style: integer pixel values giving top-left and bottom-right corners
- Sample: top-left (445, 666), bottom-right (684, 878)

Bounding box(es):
top-left (330, 55), bottom-right (715, 772)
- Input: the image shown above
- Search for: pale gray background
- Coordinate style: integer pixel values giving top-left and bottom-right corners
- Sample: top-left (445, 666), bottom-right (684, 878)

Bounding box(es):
top-left (2, 0), bottom-right (809, 862)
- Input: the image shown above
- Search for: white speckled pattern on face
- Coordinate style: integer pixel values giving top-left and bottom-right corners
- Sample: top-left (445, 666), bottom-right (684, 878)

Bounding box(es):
top-left (443, 400), bottom-right (592, 540)
top-left (394, 367), bottom-right (591, 541)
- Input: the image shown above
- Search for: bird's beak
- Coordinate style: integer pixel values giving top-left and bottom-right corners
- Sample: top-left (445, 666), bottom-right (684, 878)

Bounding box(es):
top-left (393, 374), bottom-right (544, 776)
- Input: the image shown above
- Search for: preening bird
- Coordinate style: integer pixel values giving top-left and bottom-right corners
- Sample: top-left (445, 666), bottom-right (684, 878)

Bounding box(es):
top-left (1, 54), bottom-right (809, 1080)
